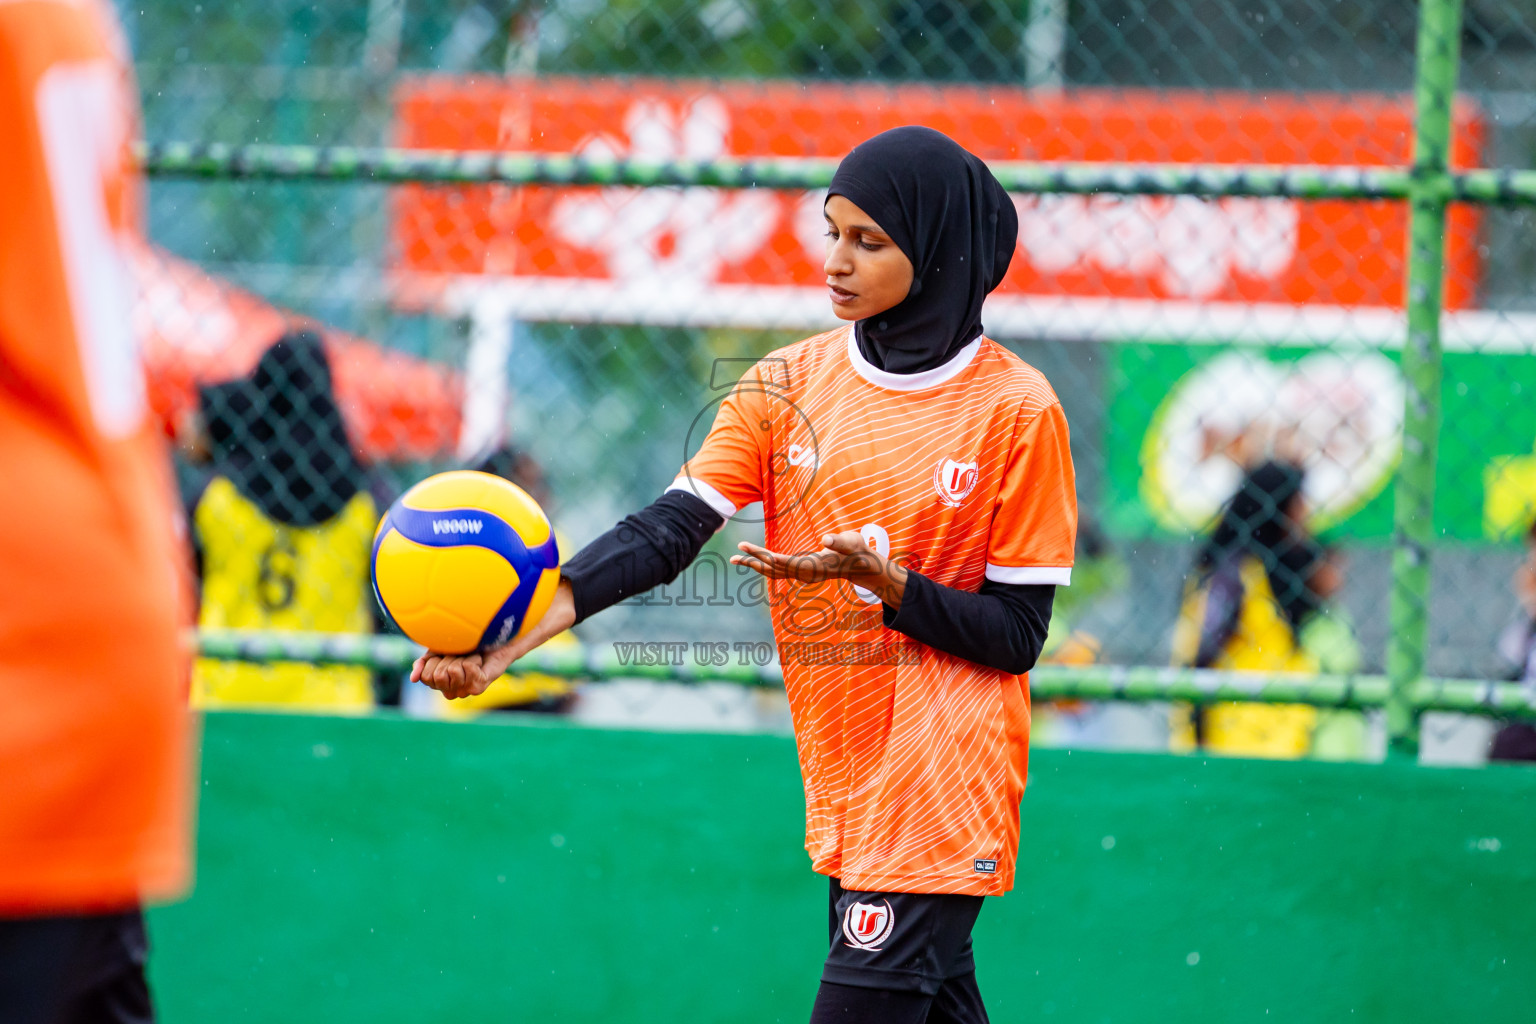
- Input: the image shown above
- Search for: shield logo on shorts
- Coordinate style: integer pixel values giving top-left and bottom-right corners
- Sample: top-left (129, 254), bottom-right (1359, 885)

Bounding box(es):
top-left (933, 457), bottom-right (979, 507)
top-left (841, 899), bottom-right (896, 951)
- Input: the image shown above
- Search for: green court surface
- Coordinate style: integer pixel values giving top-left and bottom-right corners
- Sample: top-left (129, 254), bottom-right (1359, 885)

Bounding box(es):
top-left (149, 712), bottom-right (1536, 1022)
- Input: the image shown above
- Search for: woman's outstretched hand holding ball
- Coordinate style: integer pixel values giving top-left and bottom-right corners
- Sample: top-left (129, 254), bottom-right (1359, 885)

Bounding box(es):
top-left (412, 581), bottom-right (577, 699)
top-left (732, 531), bottom-right (907, 610)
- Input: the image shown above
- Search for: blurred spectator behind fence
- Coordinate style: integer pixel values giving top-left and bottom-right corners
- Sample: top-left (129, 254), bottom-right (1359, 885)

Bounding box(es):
top-left (1031, 521), bottom-right (1143, 749)
top-left (400, 445), bottom-right (580, 718)
top-left (1170, 460), bottom-right (1333, 759)
top-left (1039, 519), bottom-right (1121, 667)
top-left (184, 331), bottom-right (384, 711)
top-left (1296, 544), bottom-right (1370, 760)
top-left (0, 0), bottom-right (193, 1018)
top-left (1489, 518), bottom-right (1536, 762)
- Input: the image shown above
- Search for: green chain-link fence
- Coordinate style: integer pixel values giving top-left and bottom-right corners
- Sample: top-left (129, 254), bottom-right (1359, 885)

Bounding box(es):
top-left (124, 0), bottom-right (1536, 757)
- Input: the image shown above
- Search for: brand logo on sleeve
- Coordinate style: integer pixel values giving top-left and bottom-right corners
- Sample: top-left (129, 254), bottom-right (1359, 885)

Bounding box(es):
top-left (841, 899), bottom-right (896, 951)
top-left (974, 858), bottom-right (998, 874)
top-left (933, 457), bottom-right (979, 507)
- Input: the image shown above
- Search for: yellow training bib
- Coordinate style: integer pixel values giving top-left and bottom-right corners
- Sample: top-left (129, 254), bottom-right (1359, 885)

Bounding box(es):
top-left (192, 477), bottom-right (378, 711)
top-left (1170, 556), bottom-right (1318, 759)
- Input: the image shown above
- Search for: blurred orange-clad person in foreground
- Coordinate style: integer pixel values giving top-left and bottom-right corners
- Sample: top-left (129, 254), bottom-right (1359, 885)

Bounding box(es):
top-left (0, 2), bottom-right (193, 1021)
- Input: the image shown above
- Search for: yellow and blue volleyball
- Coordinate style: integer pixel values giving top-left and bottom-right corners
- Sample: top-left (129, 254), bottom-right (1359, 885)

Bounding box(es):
top-left (371, 471), bottom-right (561, 654)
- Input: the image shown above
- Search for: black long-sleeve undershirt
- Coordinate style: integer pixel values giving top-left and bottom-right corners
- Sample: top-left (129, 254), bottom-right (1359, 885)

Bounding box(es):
top-left (884, 570), bottom-right (1054, 675)
top-left (561, 490), bottom-right (1057, 675)
top-left (560, 490), bottom-right (722, 624)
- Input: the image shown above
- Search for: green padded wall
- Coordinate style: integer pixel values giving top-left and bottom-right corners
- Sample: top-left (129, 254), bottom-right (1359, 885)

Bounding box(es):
top-left (148, 712), bottom-right (1536, 1022)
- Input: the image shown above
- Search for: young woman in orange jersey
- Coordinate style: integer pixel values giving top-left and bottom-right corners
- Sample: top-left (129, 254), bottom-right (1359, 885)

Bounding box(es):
top-left (0, 2), bottom-right (192, 1020)
top-left (415, 127), bottom-right (1077, 1024)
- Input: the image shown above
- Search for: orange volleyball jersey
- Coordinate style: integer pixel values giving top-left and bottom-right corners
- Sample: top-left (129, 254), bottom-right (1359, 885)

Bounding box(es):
top-left (674, 326), bottom-right (1076, 896)
top-left (0, 0), bottom-right (192, 912)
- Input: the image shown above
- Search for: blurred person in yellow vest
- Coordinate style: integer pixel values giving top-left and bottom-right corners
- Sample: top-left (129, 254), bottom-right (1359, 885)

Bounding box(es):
top-left (402, 445), bottom-right (580, 718)
top-left (1171, 460), bottom-right (1323, 758)
top-left (187, 331), bottom-right (380, 711)
top-left (1039, 519), bottom-right (1120, 667)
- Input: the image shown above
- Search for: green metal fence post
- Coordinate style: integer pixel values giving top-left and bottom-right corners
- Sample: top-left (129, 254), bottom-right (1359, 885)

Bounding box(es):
top-left (1388, 0), bottom-right (1465, 759)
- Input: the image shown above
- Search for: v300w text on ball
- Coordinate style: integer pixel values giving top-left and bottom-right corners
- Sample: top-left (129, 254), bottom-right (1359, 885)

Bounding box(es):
top-left (371, 471), bottom-right (561, 654)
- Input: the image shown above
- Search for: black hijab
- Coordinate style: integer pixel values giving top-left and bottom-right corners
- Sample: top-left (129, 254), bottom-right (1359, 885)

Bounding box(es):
top-left (200, 330), bottom-right (366, 527)
top-left (827, 126), bottom-right (1018, 374)
top-left (1196, 460), bottom-right (1322, 628)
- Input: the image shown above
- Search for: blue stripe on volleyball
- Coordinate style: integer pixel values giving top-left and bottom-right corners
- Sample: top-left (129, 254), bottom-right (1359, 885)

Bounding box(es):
top-left (386, 504), bottom-right (535, 561)
top-left (477, 534), bottom-right (560, 650)
top-left (370, 568), bottom-right (401, 633)
top-left (370, 521), bottom-right (402, 632)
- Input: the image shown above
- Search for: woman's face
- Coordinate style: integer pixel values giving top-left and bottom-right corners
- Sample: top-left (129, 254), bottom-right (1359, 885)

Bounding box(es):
top-left (823, 195), bottom-right (915, 322)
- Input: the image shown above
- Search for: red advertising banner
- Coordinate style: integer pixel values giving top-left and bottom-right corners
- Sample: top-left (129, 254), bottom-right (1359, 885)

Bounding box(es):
top-left (391, 78), bottom-right (1485, 324)
top-left (135, 244), bottom-right (461, 458)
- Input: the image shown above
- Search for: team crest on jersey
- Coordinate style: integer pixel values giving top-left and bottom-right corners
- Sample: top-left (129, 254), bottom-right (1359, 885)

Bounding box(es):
top-left (841, 899), bottom-right (896, 951)
top-left (933, 457), bottom-right (980, 507)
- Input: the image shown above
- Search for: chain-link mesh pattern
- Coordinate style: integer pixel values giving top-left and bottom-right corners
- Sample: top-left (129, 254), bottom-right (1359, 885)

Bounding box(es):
top-left (122, 1), bottom-right (1536, 757)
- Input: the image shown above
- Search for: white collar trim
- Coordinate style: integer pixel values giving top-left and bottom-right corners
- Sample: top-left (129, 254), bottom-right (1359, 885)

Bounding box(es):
top-left (844, 327), bottom-right (983, 392)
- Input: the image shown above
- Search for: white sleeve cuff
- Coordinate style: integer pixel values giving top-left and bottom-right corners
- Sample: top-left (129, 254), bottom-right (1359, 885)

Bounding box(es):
top-left (985, 563), bottom-right (1072, 586)
top-left (666, 477), bottom-right (738, 521)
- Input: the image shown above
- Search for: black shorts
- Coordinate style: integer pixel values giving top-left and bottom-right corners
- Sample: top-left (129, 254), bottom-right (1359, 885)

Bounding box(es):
top-left (0, 908), bottom-right (154, 1024)
top-left (822, 877), bottom-right (984, 996)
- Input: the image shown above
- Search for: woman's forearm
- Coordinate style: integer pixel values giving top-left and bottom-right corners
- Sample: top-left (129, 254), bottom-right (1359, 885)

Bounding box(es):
top-left (883, 572), bottom-right (1055, 675)
top-left (561, 494), bottom-right (1055, 677)
top-left (558, 490), bottom-right (723, 623)
top-left (854, 561), bottom-right (908, 610)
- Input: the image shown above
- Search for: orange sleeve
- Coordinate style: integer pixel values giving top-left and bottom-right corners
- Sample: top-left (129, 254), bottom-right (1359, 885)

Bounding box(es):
top-left (668, 365), bottom-right (772, 518)
top-left (0, 0), bottom-right (193, 913)
top-left (985, 400), bottom-right (1078, 585)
